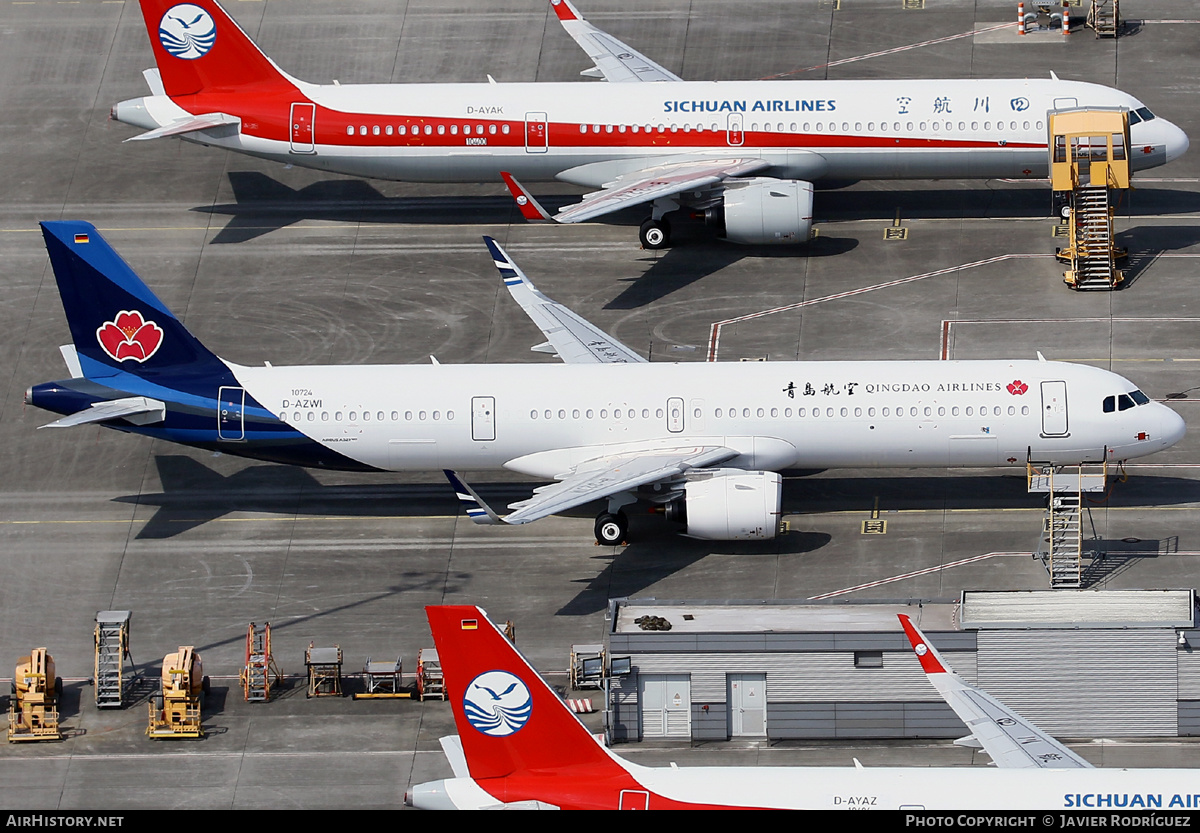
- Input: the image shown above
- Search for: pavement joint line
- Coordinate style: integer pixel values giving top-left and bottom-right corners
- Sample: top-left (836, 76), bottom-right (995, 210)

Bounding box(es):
top-left (707, 253), bottom-right (1048, 361)
top-left (807, 551), bottom-right (1029, 599)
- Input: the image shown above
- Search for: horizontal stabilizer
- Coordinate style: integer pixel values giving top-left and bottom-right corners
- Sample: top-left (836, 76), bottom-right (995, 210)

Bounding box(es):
top-left (58, 345), bottom-right (82, 378)
top-left (142, 68), bottom-right (165, 96)
top-left (39, 396), bottom-right (165, 429)
top-left (124, 112), bottom-right (240, 142)
top-left (439, 736), bottom-right (470, 779)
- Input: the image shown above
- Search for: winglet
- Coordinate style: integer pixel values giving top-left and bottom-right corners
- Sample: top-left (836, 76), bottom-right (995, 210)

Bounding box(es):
top-left (500, 172), bottom-right (555, 222)
top-left (482, 237), bottom-right (524, 287)
top-left (444, 470), bottom-right (506, 525)
top-left (550, 0), bottom-right (581, 22)
top-left (898, 614), bottom-right (949, 675)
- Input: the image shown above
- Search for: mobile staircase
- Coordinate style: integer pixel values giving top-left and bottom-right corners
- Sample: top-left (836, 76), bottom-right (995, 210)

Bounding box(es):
top-left (1029, 462), bottom-right (1108, 588)
top-left (1049, 109), bottom-right (1130, 290)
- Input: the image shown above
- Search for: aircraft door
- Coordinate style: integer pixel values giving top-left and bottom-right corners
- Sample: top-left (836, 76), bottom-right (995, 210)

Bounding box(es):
top-left (666, 397), bottom-right (684, 433)
top-left (727, 113), bottom-right (744, 147)
top-left (217, 386), bottom-right (245, 441)
top-left (525, 112), bottom-right (548, 153)
top-left (1040, 380), bottom-right (1069, 436)
top-left (290, 103), bottom-right (316, 154)
top-left (471, 396), bottom-right (496, 441)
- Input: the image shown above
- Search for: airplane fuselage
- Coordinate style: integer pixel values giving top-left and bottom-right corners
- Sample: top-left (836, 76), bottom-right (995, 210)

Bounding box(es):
top-left (421, 764), bottom-right (1200, 810)
top-left (116, 77), bottom-right (1187, 187)
top-left (33, 358), bottom-right (1184, 475)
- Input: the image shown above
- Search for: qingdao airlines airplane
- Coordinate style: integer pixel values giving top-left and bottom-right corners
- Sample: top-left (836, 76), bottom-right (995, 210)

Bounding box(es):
top-left (407, 605), bottom-right (1199, 810)
top-left (27, 222), bottom-right (1183, 544)
top-left (112, 0), bottom-right (1188, 249)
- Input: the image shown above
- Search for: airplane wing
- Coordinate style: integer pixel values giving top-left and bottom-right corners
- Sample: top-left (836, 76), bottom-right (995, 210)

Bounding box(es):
top-left (38, 396), bottom-right (166, 429)
top-left (124, 112), bottom-right (241, 142)
top-left (446, 445), bottom-right (736, 526)
top-left (550, 0), bottom-right (682, 83)
top-left (898, 614), bottom-right (1094, 770)
top-left (503, 159), bottom-right (771, 225)
top-left (483, 236), bottom-right (646, 364)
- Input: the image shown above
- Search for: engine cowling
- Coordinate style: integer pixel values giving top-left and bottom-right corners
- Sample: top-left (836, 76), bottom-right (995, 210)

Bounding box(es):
top-left (711, 179), bottom-right (814, 245)
top-left (668, 470), bottom-right (783, 540)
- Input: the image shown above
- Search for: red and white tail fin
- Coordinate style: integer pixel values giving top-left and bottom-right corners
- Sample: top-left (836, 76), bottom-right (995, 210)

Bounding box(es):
top-left (136, 0), bottom-right (293, 97)
top-left (425, 606), bottom-right (626, 781)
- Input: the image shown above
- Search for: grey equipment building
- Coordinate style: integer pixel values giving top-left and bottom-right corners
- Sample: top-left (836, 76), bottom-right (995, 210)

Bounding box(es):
top-left (603, 590), bottom-right (1200, 743)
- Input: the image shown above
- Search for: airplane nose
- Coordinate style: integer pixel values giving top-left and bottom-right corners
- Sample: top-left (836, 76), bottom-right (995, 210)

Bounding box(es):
top-left (1161, 404), bottom-right (1187, 448)
top-left (1164, 120), bottom-right (1190, 164)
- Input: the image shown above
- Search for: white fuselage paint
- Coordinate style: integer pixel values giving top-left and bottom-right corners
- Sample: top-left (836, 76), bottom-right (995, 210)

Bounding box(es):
top-left (121, 78), bottom-right (1188, 185)
top-left (427, 764), bottom-right (1200, 810)
top-left (232, 358), bottom-right (1184, 475)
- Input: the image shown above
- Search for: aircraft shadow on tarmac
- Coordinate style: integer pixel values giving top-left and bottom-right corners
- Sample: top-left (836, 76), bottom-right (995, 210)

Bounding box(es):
top-left (1115, 224), bottom-right (1200, 287)
top-left (813, 185), bottom-right (1200, 223)
top-left (200, 171), bottom-right (525, 243)
top-left (199, 173), bottom-right (864, 283)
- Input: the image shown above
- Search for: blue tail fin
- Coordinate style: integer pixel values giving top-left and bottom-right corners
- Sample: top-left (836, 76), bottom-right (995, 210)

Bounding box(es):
top-left (40, 221), bottom-right (230, 390)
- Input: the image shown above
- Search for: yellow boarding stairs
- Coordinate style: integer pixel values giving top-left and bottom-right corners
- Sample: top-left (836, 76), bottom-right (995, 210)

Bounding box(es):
top-left (1050, 109), bottom-right (1131, 290)
top-left (1028, 462), bottom-right (1108, 588)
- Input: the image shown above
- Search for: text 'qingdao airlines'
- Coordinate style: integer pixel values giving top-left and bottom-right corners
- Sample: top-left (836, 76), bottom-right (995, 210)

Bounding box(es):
top-left (111, 0), bottom-right (1188, 248)
top-left (27, 223), bottom-right (1184, 545)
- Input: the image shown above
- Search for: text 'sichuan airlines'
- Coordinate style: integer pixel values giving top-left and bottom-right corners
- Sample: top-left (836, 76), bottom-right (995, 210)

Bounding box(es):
top-left (27, 223), bottom-right (1184, 544)
top-left (112, 0), bottom-right (1188, 248)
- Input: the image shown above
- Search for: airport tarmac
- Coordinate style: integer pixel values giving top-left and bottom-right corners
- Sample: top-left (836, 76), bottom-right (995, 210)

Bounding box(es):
top-left (1, 0), bottom-right (1199, 811)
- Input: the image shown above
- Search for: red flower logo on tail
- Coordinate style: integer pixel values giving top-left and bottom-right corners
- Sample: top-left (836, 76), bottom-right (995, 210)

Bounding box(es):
top-left (1006, 380), bottom-right (1028, 396)
top-left (96, 310), bottom-right (164, 363)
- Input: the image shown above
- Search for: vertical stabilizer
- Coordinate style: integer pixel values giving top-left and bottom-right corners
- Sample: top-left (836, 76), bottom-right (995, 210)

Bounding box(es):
top-left (425, 606), bottom-right (628, 782)
top-left (39, 222), bottom-right (230, 388)
top-left (135, 0), bottom-right (293, 96)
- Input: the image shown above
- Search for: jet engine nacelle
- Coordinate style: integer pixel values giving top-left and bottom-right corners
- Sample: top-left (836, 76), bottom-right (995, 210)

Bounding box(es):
top-left (670, 470), bottom-right (783, 540)
top-left (713, 179), bottom-right (814, 245)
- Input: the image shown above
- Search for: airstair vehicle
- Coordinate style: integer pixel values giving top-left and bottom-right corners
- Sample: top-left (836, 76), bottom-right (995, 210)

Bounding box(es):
top-left (241, 621), bottom-right (283, 702)
top-left (1049, 108), bottom-right (1131, 290)
top-left (1029, 462), bottom-right (1109, 588)
top-left (94, 611), bottom-right (133, 709)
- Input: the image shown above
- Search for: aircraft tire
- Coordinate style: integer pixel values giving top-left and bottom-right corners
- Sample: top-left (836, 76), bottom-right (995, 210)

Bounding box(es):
top-left (594, 511), bottom-right (628, 546)
top-left (639, 219), bottom-right (671, 250)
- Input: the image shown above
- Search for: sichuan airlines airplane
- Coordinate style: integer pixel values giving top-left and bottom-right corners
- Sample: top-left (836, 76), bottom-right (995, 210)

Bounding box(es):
top-left (28, 222), bottom-right (1183, 544)
top-left (407, 605), bottom-right (1198, 809)
top-left (112, 0), bottom-right (1188, 248)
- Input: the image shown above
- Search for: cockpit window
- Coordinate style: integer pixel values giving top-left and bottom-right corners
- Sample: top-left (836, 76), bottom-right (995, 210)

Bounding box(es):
top-left (1130, 389), bottom-right (1150, 406)
top-left (1118, 394), bottom-right (1136, 411)
top-left (1135, 107), bottom-right (1156, 123)
top-left (1127, 110), bottom-right (1142, 126)
top-left (1103, 395), bottom-right (1115, 413)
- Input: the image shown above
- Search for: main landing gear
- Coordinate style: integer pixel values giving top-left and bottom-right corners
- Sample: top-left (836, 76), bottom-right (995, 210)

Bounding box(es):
top-left (594, 510), bottom-right (629, 546)
top-left (639, 218), bottom-right (671, 250)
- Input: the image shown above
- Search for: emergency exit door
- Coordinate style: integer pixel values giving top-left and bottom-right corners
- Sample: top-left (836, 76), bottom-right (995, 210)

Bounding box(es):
top-left (217, 386), bottom-right (245, 440)
top-left (290, 103), bottom-right (315, 153)
top-left (471, 396), bottom-right (496, 441)
top-left (1041, 380), bottom-right (1069, 436)
top-left (525, 112), bottom-right (548, 153)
